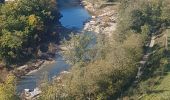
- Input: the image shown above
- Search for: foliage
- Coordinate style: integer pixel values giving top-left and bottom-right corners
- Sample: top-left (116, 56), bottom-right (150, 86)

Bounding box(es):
top-left (118, 0), bottom-right (170, 37)
top-left (0, 74), bottom-right (18, 100)
top-left (0, 0), bottom-right (58, 65)
top-left (40, 30), bottom-right (143, 99)
top-left (40, 0), bottom-right (170, 99)
top-left (61, 33), bottom-right (96, 65)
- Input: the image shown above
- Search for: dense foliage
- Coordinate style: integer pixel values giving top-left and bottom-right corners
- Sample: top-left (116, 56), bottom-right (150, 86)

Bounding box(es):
top-left (118, 0), bottom-right (170, 36)
top-left (0, 0), bottom-right (59, 65)
top-left (0, 0), bottom-right (170, 99)
top-left (40, 0), bottom-right (170, 99)
top-left (39, 32), bottom-right (144, 100)
top-left (0, 74), bottom-right (18, 100)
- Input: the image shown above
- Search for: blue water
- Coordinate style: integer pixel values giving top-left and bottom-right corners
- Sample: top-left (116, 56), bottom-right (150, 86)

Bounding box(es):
top-left (59, 0), bottom-right (91, 30)
top-left (17, 54), bottom-right (69, 93)
top-left (17, 0), bottom-right (90, 93)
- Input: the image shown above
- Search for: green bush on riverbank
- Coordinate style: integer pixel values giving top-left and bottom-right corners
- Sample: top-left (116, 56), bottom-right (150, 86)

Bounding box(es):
top-left (0, 0), bottom-right (59, 66)
top-left (39, 32), bottom-right (144, 100)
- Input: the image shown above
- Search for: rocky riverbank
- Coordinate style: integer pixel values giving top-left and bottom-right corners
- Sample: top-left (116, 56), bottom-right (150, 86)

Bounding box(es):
top-left (11, 0), bottom-right (90, 80)
top-left (82, 0), bottom-right (118, 38)
top-left (14, 26), bottom-right (77, 78)
top-left (18, 1), bottom-right (120, 99)
top-left (13, 59), bottom-right (56, 78)
top-left (1, 0), bottom-right (119, 81)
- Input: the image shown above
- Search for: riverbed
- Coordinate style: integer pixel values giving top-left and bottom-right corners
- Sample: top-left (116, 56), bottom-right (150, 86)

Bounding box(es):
top-left (17, 0), bottom-right (91, 93)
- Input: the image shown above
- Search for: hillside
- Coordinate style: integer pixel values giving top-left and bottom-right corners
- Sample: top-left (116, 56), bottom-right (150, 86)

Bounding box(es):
top-left (0, 0), bottom-right (170, 100)
top-left (140, 29), bottom-right (170, 100)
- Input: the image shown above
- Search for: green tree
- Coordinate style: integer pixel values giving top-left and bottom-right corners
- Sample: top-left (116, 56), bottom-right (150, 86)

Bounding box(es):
top-left (61, 33), bottom-right (96, 65)
top-left (0, 0), bottom-right (59, 65)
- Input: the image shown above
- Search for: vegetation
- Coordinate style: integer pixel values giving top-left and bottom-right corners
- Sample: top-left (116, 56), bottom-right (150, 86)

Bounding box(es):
top-left (0, 0), bottom-right (170, 99)
top-left (0, 0), bottom-right (59, 66)
top-left (0, 0), bottom-right (60, 99)
top-left (117, 0), bottom-right (170, 99)
top-left (0, 74), bottom-right (18, 100)
top-left (122, 29), bottom-right (170, 100)
top-left (40, 0), bottom-right (170, 100)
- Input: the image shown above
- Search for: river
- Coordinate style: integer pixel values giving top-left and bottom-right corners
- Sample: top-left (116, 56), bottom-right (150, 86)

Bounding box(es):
top-left (17, 0), bottom-right (91, 93)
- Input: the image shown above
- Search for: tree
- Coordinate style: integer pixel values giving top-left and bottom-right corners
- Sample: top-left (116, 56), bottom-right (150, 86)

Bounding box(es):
top-left (61, 32), bottom-right (96, 65)
top-left (40, 0), bottom-right (170, 99)
top-left (0, 0), bottom-right (59, 65)
top-left (41, 31), bottom-right (141, 99)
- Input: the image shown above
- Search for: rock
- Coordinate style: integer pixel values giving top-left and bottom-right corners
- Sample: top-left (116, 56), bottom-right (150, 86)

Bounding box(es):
top-left (92, 16), bottom-right (96, 19)
top-left (90, 20), bottom-right (95, 24)
top-left (61, 71), bottom-right (70, 74)
top-left (94, 25), bottom-right (100, 33)
top-left (21, 88), bottom-right (42, 100)
top-left (17, 65), bottom-right (28, 70)
top-left (59, 46), bottom-right (69, 51)
top-left (82, 1), bottom-right (95, 12)
top-left (34, 60), bottom-right (44, 67)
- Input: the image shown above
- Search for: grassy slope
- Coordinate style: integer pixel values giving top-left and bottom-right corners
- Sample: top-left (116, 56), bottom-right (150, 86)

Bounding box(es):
top-left (141, 29), bottom-right (170, 100)
top-left (142, 72), bottom-right (170, 100)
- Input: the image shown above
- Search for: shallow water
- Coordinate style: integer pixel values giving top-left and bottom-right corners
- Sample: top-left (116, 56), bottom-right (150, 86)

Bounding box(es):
top-left (17, 0), bottom-right (90, 93)
top-left (58, 0), bottom-right (91, 30)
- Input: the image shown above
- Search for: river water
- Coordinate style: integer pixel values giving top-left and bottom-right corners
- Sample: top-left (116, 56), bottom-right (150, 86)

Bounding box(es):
top-left (17, 0), bottom-right (91, 93)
